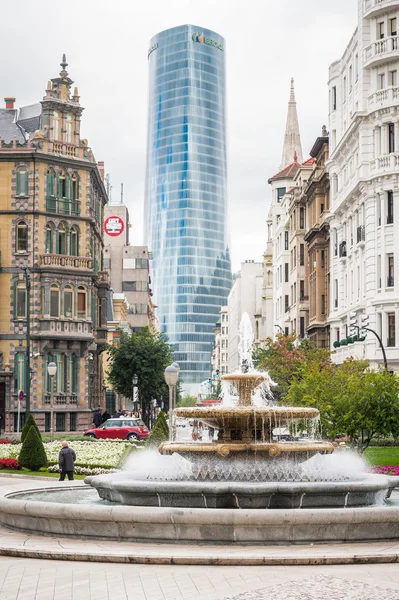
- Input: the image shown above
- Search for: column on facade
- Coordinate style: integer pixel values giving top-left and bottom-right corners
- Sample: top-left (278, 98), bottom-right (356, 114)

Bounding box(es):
top-left (381, 123), bottom-right (389, 155)
top-left (375, 126), bottom-right (381, 157)
top-left (380, 191), bottom-right (386, 288)
top-left (394, 122), bottom-right (399, 154)
top-left (381, 308), bottom-right (387, 350)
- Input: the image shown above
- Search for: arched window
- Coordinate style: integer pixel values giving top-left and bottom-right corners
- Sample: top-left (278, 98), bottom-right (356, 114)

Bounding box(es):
top-left (69, 226), bottom-right (79, 256)
top-left (77, 286), bottom-right (87, 319)
top-left (50, 284), bottom-right (60, 317)
top-left (15, 282), bottom-right (26, 318)
top-left (56, 223), bottom-right (67, 255)
top-left (57, 170), bottom-right (66, 199)
top-left (16, 168), bottom-right (28, 196)
top-left (64, 285), bottom-right (73, 318)
top-left (53, 111), bottom-right (60, 141)
top-left (16, 221), bottom-right (28, 253)
top-left (45, 222), bottom-right (55, 253)
top-left (66, 114), bottom-right (73, 143)
top-left (71, 173), bottom-right (80, 215)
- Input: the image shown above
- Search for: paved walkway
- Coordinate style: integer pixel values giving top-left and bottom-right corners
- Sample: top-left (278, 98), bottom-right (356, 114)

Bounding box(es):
top-left (0, 477), bottom-right (399, 598)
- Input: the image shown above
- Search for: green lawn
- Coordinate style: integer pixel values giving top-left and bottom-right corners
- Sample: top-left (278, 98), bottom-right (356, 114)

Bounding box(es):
top-left (0, 468), bottom-right (86, 480)
top-left (363, 446), bottom-right (399, 466)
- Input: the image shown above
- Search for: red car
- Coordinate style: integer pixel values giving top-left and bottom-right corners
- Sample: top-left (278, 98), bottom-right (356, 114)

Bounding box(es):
top-left (84, 418), bottom-right (149, 441)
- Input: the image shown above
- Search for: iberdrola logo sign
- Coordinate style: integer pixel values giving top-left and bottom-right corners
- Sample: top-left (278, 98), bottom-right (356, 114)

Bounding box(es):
top-left (192, 32), bottom-right (224, 51)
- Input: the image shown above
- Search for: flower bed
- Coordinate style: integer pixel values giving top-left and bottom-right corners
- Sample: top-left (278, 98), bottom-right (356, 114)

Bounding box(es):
top-left (0, 440), bottom-right (137, 469)
top-left (0, 458), bottom-right (21, 470)
top-left (47, 465), bottom-right (119, 476)
top-left (371, 465), bottom-right (399, 476)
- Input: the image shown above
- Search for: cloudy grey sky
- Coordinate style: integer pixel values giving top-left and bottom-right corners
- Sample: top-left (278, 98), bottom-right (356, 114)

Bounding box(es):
top-left (1, 0), bottom-right (357, 271)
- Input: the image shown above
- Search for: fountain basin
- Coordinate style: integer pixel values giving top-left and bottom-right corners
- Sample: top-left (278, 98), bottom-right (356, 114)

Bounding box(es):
top-left (1, 481), bottom-right (399, 544)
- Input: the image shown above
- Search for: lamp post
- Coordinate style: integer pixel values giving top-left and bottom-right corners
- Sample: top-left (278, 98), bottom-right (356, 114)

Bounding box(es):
top-left (274, 324), bottom-right (284, 335)
top-left (165, 364), bottom-right (179, 440)
top-left (132, 373), bottom-right (138, 413)
top-left (349, 313), bottom-right (388, 371)
top-left (47, 362), bottom-right (57, 441)
top-left (171, 362), bottom-right (180, 409)
top-left (20, 265), bottom-right (31, 416)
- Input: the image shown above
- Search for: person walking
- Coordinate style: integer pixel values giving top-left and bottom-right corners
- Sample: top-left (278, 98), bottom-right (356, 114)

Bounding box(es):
top-left (58, 441), bottom-right (76, 481)
top-left (92, 409), bottom-right (102, 428)
top-left (101, 408), bottom-right (111, 423)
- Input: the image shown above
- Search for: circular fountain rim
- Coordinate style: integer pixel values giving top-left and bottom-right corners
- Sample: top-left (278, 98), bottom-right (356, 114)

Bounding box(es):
top-left (174, 406), bottom-right (320, 419)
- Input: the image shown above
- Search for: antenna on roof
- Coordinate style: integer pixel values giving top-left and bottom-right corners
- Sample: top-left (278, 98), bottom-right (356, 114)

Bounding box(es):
top-left (121, 183), bottom-right (124, 205)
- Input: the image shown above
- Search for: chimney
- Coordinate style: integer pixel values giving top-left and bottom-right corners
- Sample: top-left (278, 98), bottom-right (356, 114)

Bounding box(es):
top-left (4, 97), bottom-right (15, 110)
top-left (97, 161), bottom-right (105, 181)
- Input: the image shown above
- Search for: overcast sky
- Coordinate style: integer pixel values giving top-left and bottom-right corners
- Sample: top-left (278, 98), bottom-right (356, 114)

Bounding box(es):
top-left (1, 0), bottom-right (357, 271)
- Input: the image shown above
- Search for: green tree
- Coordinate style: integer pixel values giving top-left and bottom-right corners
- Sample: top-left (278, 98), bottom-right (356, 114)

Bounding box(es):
top-left (107, 327), bottom-right (173, 426)
top-left (145, 415), bottom-right (169, 448)
top-left (177, 394), bottom-right (197, 408)
top-left (18, 426), bottom-right (48, 470)
top-left (155, 411), bottom-right (169, 437)
top-left (21, 413), bottom-right (41, 443)
top-left (253, 333), bottom-right (330, 401)
top-left (286, 359), bottom-right (399, 452)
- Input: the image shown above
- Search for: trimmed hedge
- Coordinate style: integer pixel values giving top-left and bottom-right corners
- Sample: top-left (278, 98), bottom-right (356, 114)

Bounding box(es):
top-left (21, 414), bottom-right (41, 443)
top-left (18, 426), bottom-right (48, 471)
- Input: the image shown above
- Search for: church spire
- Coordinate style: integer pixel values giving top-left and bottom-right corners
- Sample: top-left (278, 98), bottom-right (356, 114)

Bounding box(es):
top-left (280, 78), bottom-right (303, 170)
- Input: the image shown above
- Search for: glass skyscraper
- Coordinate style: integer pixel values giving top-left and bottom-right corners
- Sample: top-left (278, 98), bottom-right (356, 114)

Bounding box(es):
top-left (144, 25), bottom-right (232, 388)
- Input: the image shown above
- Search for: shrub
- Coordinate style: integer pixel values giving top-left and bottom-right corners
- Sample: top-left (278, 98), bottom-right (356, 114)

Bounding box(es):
top-left (21, 414), bottom-right (41, 443)
top-left (155, 412), bottom-right (169, 438)
top-left (145, 417), bottom-right (168, 448)
top-left (18, 426), bottom-right (48, 471)
top-left (368, 439), bottom-right (399, 447)
top-left (0, 458), bottom-right (21, 470)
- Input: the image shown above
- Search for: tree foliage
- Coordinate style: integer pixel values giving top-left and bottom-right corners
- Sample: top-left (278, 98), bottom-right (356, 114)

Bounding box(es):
top-left (107, 327), bottom-right (173, 426)
top-left (145, 412), bottom-right (169, 448)
top-left (253, 333), bottom-right (330, 400)
top-left (286, 359), bottom-right (399, 452)
top-left (21, 413), bottom-right (41, 443)
top-left (177, 394), bottom-right (197, 408)
top-left (18, 426), bottom-right (48, 470)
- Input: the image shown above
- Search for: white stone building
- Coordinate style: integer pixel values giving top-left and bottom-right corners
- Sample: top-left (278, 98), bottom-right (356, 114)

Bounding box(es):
top-left (327, 0), bottom-right (399, 370)
top-left (227, 261), bottom-right (263, 372)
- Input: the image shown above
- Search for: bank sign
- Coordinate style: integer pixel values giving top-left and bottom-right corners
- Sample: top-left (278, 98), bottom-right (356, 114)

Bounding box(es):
top-left (104, 216), bottom-right (124, 237)
top-left (192, 32), bottom-right (224, 51)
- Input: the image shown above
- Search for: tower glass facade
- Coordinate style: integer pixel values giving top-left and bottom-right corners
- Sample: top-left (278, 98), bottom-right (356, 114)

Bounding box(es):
top-left (144, 25), bottom-right (232, 387)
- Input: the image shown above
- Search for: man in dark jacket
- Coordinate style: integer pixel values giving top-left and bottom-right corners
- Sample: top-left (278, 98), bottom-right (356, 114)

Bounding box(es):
top-left (101, 408), bottom-right (111, 423)
top-left (93, 409), bottom-right (102, 428)
top-left (58, 441), bottom-right (76, 481)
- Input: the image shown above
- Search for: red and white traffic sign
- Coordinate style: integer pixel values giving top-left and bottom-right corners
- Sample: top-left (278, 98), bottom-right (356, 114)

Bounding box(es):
top-left (104, 216), bottom-right (124, 237)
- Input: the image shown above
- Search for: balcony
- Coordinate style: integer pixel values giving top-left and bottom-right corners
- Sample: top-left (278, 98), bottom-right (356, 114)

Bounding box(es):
top-left (35, 318), bottom-right (94, 340)
top-left (368, 86), bottom-right (399, 111)
top-left (364, 36), bottom-right (399, 68)
top-left (357, 225), bottom-right (365, 245)
top-left (370, 152), bottom-right (399, 177)
top-left (97, 271), bottom-right (110, 285)
top-left (44, 393), bottom-right (78, 405)
top-left (38, 254), bottom-right (93, 270)
top-left (364, 0), bottom-right (399, 19)
top-left (339, 241), bottom-right (347, 258)
top-left (52, 142), bottom-right (76, 157)
top-left (387, 276), bottom-right (394, 287)
top-left (46, 196), bottom-right (80, 216)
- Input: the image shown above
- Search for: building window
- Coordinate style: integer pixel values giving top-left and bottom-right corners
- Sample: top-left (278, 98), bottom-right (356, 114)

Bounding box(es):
top-left (70, 412), bottom-right (77, 432)
top-left (389, 123), bottom-right (395, 153)
top-left (77, 286), bottom-right (87, 319)
top-left (300, 280), bottom-right (305, 301)
top-left (387, 191), bottom-right (394, 224)
top-left (320, 203), bottom-right (324, 215)
top-left (390, 17), bottom-right (397, 36)
top-left (300, 317), bottom-right (305, 338)
top-left (343, 76), bottom-right (347, 101)
top-left (299, 244), bottom-right (305, 266)
top-left (390, 70), bottom-right (397, 87)
top-left (13, 412), bottom-right (26, 432)
top-left (16, 221), bottom-right (28, 253)
top-left (277, 187), bottom-right (286, 203)
top-left (56, 223), bottom-right (67, 255)
top-left (334, 279), bottom-right (338, 308)
top-left (53, 111), bottom-right (61, 140)
top-left (45, 223), bottom-right (55, 253)
top-left (64, 285), bottom-right (73, 318)
top-left (71, 174), bottom-right (80, 215)
top-left (378, 21), bottom-right (385, 39)
top-left (15, 283), bottom-right (26, 318)
top-left (284, 231), bottom-right (289, 250)
top-left (284, 295), bottom-right (289, 312)
top-left (50, 284), bottom-right (60, 317)
top-left (122, 281), bottom-right (149, 292)
top-left (128, 304), bottom-right (148, 315)
top-left (66, 114), bottom-right (73, 143)
top-left (70, 226), bottom-right (79, 256)
top-left (16, 168), bottom-right (28, 196)
top-left (378, 73), bottom-right (385, 90)
top-left (13, 352), bottom-right (25, 394)
top-left (321, 294), bottom-right (326, 315)
top-left (45, 413), bottom-right (51, 433)
top-left (299, 207), bottom-right (305, 229)
top-left (332, 86), bottom-right (337, 111)
top-left (388, 313), bottom-right (396, 347)
top-left (56, 412), bottom-right (66, 432)
top-left (284, 262), bottom-right (289, 282)
top-left (355, 54), bottom-right (359, 81)
top-left (321, 250), bottom-right (325, 269)
top-left (388, 255), bottom-right (394, 287)
top-left (46, 170), bottom-right (56, 211)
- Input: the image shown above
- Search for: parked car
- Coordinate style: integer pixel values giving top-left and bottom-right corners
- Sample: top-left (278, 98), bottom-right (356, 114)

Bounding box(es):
top-left (84, 418), bottom-right (149, 441)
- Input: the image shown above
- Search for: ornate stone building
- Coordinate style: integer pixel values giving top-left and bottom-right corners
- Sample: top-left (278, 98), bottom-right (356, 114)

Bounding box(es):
top-left (0, 56), bottom-right (109, 433)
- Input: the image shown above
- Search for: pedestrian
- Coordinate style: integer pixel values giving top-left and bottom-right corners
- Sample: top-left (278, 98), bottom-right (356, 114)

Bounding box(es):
top-left (58, 440), bottom-right (76, 481)
top-left (0, 413), bottom-right (3, 433)
top-left (92, 409), bottom-right (102, 428)
top-left (101, 408), bottom-right (111, 423)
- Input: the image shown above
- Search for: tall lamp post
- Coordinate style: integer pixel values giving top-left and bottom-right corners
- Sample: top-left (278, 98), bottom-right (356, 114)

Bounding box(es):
top-left (274, 324), bottom-right (284, 335)
top-left (47, 362), bottom-right (57, 442)
top-left (132, 373), bottom-right (138, 413)
top-left (20, 265), bottom-right (31, 416)
top-left (165, 364), bottom-right (179, 440)
top-left (171, 362), bottom-right (180, 409)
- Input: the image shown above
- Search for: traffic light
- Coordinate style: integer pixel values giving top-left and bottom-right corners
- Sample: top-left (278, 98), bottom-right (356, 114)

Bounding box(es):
top-left (359, 313), bottom-right (370, 337)
top-left (208, 378), bottom-right (212, 387)
top-left (215, 369), bottom-right (220, 379)
top-left (348, 311), bottom-right (358, 334)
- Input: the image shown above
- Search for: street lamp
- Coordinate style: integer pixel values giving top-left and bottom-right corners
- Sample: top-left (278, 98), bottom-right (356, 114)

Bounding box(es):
top-left (132, 374), bottom-right (138, 412)
top-left (274, 324), bottom-right (284, 334)
top-left (47, 361), bottom-right (57, 441)
top-left (165, 364), bottom-right (179, 439)
top-left (20, 265), bottom-right (31, 416)
top-left (171, 362), bottom-right (180, 409)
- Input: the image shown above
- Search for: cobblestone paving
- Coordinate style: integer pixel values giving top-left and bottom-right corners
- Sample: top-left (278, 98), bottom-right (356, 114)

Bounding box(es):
top-left (222, 574), bottom-right (399, 600)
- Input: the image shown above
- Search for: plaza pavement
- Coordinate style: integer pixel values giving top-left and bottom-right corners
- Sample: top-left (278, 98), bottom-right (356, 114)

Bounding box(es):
top-left (0, 476), bottom-right (399, 598)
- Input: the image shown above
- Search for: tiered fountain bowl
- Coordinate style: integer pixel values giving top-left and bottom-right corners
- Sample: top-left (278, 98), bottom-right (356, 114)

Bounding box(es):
top-left (160, 373), bottom-right (333, 465)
